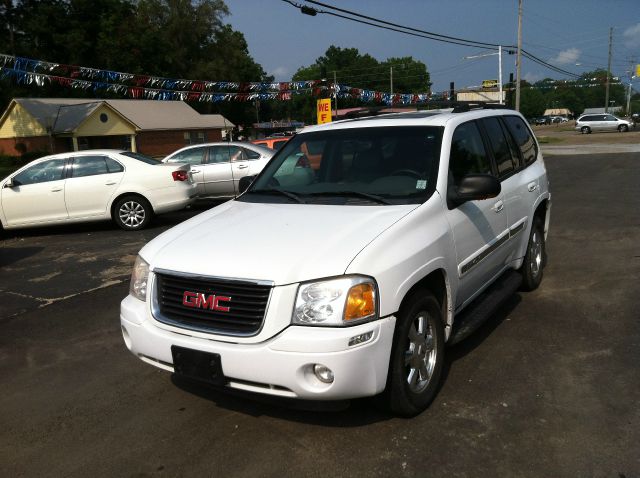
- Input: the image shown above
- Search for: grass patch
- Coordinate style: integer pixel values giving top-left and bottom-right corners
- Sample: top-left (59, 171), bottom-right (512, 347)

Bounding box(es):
top-left (536, 136), bottom-right (564, 144)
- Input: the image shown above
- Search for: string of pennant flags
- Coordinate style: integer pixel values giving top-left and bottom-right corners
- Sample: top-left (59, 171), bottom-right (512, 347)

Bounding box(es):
top-left (0, 53), bottom-right (624, 106)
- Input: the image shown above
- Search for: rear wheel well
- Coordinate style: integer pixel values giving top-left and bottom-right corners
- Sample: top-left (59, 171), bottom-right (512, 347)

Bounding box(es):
top-left (110, 193), bottom-right (153, 220)
top-left (534, 199), bottom-right (548, 228)
top-left (399, 269), bottom-right (448, 326)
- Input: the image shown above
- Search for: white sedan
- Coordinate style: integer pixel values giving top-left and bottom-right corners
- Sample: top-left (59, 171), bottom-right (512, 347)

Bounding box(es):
top-left (0, 150), bottom-right (196, 231)
top-left (163, 142), bottom-right (274, 199)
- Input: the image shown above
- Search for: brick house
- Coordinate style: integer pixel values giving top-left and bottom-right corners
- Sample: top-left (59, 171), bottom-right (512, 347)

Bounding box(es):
top-left (0, 98), bottom-right (233, 157)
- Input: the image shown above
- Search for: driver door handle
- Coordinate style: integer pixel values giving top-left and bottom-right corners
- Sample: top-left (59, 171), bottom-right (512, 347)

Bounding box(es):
top-left (105, 181), bottom-right (117, 185)
top-left (237, 165), bottom-right (249, 169)
top-left (527, 181), bottom-right (538, 192)
top-left (493, 200), bottom-right (504, 213)
top-left (51, 186), bottom-right (63, 192)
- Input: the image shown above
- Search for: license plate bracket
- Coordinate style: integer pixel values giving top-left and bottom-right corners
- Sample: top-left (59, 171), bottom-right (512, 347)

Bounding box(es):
top-left (171, 345), bottom-right (226, 386)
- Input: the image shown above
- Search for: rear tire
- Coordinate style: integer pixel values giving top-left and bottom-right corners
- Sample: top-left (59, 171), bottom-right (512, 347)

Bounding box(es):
top-left (113, 195), bottom-right (153, 231)
top-left (581, 126), bottom-right (591, 134)
top-left (520, 218), bottom-right (546, 291)
top-left (382, 291), bottom-right (444, 417)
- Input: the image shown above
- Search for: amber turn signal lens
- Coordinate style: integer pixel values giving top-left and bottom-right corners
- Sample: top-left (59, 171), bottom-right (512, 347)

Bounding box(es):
top-left (344, 283), bottom-right (375, 321)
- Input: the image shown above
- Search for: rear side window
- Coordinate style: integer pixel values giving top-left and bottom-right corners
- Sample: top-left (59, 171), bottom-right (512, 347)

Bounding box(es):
top-left (72, 156), bottom-right (109, 178)
top-left (166, 148), bottom-right (205, 165)
top-left (504, 115), bottom-right (538, 166)
top-left (106, 157), bottom-right (124, 173)
top-left (449, 121), bottom-right (492, 186)
top-left (244, 148), bottom-right (261, 160)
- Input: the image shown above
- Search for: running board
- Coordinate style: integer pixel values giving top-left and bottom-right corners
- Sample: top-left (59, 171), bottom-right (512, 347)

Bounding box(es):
top-left (449, 270), bottom-right (522, 345)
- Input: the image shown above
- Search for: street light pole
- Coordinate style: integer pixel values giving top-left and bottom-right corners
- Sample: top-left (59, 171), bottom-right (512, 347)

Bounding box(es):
top-left (462, 48), bottom-right (504, 104)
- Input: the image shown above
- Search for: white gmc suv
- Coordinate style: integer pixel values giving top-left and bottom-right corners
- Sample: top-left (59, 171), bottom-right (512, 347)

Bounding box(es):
top-left (120, 106), bottom-right (551, 416)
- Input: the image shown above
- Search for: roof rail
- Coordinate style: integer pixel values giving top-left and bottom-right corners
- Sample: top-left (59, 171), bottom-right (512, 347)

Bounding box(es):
top-left (451, 102), bottom-right (510, 113)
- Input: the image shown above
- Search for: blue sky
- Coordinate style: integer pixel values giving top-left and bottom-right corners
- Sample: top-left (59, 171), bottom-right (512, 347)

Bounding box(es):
top-left (225, 0), bottom-right (640, 93)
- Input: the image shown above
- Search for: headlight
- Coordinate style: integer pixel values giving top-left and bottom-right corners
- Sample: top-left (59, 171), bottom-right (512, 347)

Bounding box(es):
top-left (293, 276), bottom-right (378, 326)
top-left (129, 255), bottom-right (150, 301)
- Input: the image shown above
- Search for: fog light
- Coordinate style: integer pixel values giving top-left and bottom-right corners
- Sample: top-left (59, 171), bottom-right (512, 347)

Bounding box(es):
top-left (313, 364), bottom-right (334, 384)
top-left (348, 331), bottom-right (373, 347)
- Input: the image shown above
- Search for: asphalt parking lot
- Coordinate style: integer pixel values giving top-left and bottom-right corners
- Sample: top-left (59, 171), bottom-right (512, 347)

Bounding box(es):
top-left (1, 153), bottom-right (639, 477)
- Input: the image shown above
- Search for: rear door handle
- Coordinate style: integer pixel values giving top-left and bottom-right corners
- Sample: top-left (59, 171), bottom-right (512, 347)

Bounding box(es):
top-left (527, 182), bottom-right (538, 192)
top-left (51, 187), bottom-right (63, 192)
top-left (493, 200), bottom-right (504, 213)
top-left (191, 169), bottom-right (201, 173)
top-left (237, 165), bottom-right (249, 169)
top-left (105, 181), bottom-right (117, 185)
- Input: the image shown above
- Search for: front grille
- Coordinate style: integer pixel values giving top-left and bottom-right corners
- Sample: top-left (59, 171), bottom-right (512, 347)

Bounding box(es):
top-left (154, 272), bottom-right (272, 336)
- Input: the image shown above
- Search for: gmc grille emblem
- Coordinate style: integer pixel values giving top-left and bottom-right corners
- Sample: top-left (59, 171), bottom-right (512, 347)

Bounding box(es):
top-left (182, 291), bottom-right (231, 312)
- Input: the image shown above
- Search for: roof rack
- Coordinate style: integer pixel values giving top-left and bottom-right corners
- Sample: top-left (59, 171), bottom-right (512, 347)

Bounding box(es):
top-left (451, 102), bottom-right (510, 113)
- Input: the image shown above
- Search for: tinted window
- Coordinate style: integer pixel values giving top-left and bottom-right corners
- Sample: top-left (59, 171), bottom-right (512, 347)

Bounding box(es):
top-left (481, 117), bottom-right (516, 178)
top-left (449, 122), bottom-right (492, 186)
top-left (13, 159), bottom-right (65, 186)
top-left (72, 156), bottom-right (108, 178)
top-left (209, 146), bottom-right (244, 163)
top-left (120, 152), bottom-right (159, 165)
top-left (604, 115), bottom-right (616, 121)
top-left (244, 148), bottom-right (261, 160)
top-left (504, 115), bottom-right (538, 166)
top-left (106, 157), bottom-right (124, 173)
top-left (166, 147), bottom-right (205, 165)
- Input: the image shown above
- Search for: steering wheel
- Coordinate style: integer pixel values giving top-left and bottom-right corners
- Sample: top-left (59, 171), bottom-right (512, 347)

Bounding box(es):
top-left (389, 169), bottom-right (422, 179)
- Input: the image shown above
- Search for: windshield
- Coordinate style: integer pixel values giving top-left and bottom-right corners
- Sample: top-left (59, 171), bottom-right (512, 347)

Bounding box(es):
top-left (241, 126), bottom-right (442, 205)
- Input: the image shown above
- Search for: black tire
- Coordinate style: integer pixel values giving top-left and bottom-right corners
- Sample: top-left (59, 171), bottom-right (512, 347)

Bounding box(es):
top-left (382, 291), bottom-right (445, 417)
top-left (520, 218), bottom-right (546, 291)
top-left (113, 195), bottom-right (153, 231)
top-left (618, 124), bottom-right (629, 132)
top-left (581, 126), bottom-right (591, 134)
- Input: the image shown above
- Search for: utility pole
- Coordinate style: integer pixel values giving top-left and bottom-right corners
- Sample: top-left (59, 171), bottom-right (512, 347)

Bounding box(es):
top-left (390, 66), bottom-right (394, 102)
top-left (515, 0), bottom-right (523, 111)
top-left (333, 70), bottom-right (338, 118)
top-left (498, 45), bottom-right (503, 104)
top-left (605, 27), bottom-right (613, 113)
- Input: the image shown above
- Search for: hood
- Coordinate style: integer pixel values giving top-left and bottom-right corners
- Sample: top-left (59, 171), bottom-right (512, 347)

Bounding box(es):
top-left (140, 200), bottom-right (416, 285)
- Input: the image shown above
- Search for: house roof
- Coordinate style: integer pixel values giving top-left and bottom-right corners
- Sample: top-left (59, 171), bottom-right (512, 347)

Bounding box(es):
top-left (9, 98), bottom-right (233, 133)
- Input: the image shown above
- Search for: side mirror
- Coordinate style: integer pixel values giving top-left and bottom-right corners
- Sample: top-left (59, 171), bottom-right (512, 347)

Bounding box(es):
top-left (4, 178), bottom-right (14, 188)
top-left (238, 175), bottom-right (256, 194)
top-left (448, 174), bottom-right (501, 207)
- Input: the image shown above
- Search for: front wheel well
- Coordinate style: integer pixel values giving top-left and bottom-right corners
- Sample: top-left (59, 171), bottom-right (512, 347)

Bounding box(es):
top-left (110, 193), bottom-right (154, 220)
top-left (399, 269), bottom-right (448, 327)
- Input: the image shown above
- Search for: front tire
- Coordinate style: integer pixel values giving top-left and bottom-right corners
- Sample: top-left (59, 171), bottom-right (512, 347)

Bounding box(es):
top-left (383, 291), bottom-right (444, 417)
top-left (520, 218), bottom-right (546, 291)
top-left (618, 124), bottom-right (629, 132)
top-left (113, 195), bottom-right (152, 231)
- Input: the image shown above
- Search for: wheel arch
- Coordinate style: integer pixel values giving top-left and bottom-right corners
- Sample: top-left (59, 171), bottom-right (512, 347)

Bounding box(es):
top-left (397, 268), bottom-right (453, 336)
top-left (109, 192), bottom-right (155, 220)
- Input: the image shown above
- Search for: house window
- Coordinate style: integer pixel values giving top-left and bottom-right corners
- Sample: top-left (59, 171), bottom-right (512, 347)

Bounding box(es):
top-left (184, 131), bottom-right (207, 145)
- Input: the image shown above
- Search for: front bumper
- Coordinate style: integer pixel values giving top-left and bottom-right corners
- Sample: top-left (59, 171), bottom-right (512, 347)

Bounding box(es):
top-left (120, 294), bottom-right (396, 400)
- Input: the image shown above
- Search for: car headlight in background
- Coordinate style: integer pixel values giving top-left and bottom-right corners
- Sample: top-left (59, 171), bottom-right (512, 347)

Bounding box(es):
top-left (130, 255), bottom-right (150, 301)
top-left (293, 276), bottom-right (378, 326)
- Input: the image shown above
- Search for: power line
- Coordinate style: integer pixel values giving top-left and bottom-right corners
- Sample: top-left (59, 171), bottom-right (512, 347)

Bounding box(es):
top-left (289, 0), bottom-right (581, 79)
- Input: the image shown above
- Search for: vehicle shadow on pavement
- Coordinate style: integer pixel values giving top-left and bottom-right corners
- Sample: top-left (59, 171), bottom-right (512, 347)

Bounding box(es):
top-left (0, 245), bottom-right (44, 266)
top-left (444, 294), bottom-right (522, 368)
top-left (170, 375), bottom-right (393, 426)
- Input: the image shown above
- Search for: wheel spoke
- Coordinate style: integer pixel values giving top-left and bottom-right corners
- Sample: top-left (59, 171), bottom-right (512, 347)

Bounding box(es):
top-left (407, 368), bottom-right (418, 387)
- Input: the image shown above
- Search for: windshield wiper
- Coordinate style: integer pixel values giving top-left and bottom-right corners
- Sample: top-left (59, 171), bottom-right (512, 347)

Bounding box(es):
top-left (249, 188), bottom-right (305, 203)
top-left (305, 191), bottom-right (392, 205)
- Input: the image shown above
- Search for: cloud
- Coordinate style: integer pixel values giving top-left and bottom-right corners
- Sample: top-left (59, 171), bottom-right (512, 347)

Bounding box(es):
top-left (549, 48), bottom-right (581, 65)
top-left (270, 66), bottom-right (290, 80)
top-left (623, 23), bottom-right (640, 49)
top-left (524, 72), bottom-right (543, 84)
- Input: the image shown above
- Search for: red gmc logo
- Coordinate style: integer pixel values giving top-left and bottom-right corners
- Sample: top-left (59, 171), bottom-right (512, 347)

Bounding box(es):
top-left (182, 291), bottom-right (231, 312)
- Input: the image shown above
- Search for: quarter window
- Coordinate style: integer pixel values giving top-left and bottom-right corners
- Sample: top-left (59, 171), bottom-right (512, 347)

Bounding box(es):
top-left (504, 115), bottom-right (538, 166)
top-left (209, 146), bottom-right (244, 163)
top-left (243, 148), bottom-right (261, 160)
top-left (449, 122), bottom-right (492, 186)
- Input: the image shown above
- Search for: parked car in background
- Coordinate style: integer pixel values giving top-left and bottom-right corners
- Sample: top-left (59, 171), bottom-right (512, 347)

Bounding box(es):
top-left (534, 116), bottom-right (549, 125)
top-left (549, 116), bottom-right (568, 124)
top-left (575, 114), bottom-right (632, 134)
top-left (251, 136), bottom-right (293, 150)
top-left (163, 142), bottom-right (274, 199)
top-left (0, 150), bottom-right (196, 231)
